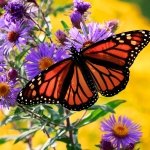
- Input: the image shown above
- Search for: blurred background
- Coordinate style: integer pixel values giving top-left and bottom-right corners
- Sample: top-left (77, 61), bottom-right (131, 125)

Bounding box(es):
top-left (0, 0), bottom-right (150, 149)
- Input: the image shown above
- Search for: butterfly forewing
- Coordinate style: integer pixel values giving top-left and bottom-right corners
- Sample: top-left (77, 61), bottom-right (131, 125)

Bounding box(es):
top-left (17, 59), bottom-right (73, 105)
top-left (83, 30), bottom-right (150, 68)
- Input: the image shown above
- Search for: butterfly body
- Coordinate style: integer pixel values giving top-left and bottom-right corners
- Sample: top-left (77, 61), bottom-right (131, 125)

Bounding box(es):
top-left (17, 30), bottom-right (150, 111)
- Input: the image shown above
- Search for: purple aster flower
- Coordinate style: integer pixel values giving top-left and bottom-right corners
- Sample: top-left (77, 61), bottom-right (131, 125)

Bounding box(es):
top-left (73, 0), bottom-right (91, 15)
top-left (100, 115), bottom-right (142, 150)
top-left (0, 74), bottom-right (20, 109)
top-left (4, 1), bottom-right (27, 23)
top-left (3, 0), bottom-right (37, 25)
top-left (65, 22), bottom-right (113, 50)
top-left (0, 20), bottom-right (33, 55)
top-left (55, 30), bottom-right (67, 45)
top-left (25, 43), bottom-right (69, 79)
top-left (70, 11), bottom-right (83, 29)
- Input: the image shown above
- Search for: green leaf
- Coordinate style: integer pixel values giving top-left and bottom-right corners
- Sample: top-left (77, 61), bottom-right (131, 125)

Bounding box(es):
top-left (56, 136), bottom-right (71, 143)
top-left (76, 99), bottom-right (126, 128)
top-left (53, 4), bottom-right (72, 16)
top-left (41, 128), bottom-right (68, 150)
top-left (95, 144), bottom-right (100, 148)
top-left (45, 27), bottom-right (51, 37)
top-left (88, 105), bottom-right (115, 113)
top-left (14, 127), bottom-right (40, 144)
top-left (42, 105), bottom-right (59, 121)
top-left (41, 138), bottom-right (53, 150)
top-left (0, 136), bottom-right (17, 145)
top-left (57, 105), bottom-right (64, 117)
top-left (16, 48), bottom-right (29, 62)
top-left (0, 115), bottom-right (25, 127)
top-left (14, 107), bottom-right (23, 114)
top-left (67, 143), bottom-right (82, 150)
top-left (60, 20), bottom-right (70, 33)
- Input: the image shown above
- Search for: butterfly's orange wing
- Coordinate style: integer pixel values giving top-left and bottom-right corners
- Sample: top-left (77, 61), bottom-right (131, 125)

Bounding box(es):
top-left (17, 58), bottom-right (98, 111)
top-left (60, 65), bottom-right (98, 111)
top-left (17, 59), bottom-right (72, 105)
top-left (82, 30), bottom-right (150, 96)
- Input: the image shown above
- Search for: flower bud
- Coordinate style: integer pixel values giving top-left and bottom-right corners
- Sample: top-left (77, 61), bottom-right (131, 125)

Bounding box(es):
top-left (70, 11), bottom-right (83, 29)
top-left (100, 139), bottom-right (114, 150)
top-left (55, 30), bottom-right (67, 45)
top-left (7, 68), bottom-right (18, 80)
top-left (74, 0), bottom-right (91, 14)
top-left (106, 20), bottom-right (119, 32)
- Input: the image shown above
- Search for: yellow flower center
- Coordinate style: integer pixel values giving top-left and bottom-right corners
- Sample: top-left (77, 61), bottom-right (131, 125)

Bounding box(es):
top-left (8, 31), bottom-right (19, 42)
top-left (113, 124), bottom-right (129, 138)
top-left (39, 57), bottom-right (54, 71)
top-left (0, 82), bottom-right (10, 97)
top-left (83, 40), bottom-right (94, 48)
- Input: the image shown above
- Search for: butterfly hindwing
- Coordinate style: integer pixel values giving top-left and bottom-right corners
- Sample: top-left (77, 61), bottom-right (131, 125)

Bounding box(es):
top-left (85, 59), bottom-right (129, 96)
top-left (60, 65), bottom-right (98, 111)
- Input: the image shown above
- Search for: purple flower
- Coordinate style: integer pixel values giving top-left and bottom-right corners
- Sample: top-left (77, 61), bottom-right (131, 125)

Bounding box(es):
top-left (0, 74), bottom-right (20, 109)
top-left (3, 1), bottom-right (37, 25)
top-left (4, 1), bottom-right (27, 23)
top-left (73, 0), bottom-right (91, 14)
top-left (100, 115), bottom-right (142, 150)
top-left (0, 20), bottom-right (33, 55)
top-left (65, 22), bottom-right (113, 50)
top-left (70, 11), bottom-right (83, 29)
top-left (25, 43), bottom-right (69, 79)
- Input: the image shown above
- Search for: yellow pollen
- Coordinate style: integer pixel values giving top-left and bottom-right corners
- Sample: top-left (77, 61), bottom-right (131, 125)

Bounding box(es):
top-left (0, 82), bottom-right (10, 97)
top-left (39, 57), bottom-right (54, 71)
top-left (83, 40), bottom-right (94, 48)
top-left (8, 31), bottom-right (19, 42)
top-left (112, 124), bottom-right (129, 138)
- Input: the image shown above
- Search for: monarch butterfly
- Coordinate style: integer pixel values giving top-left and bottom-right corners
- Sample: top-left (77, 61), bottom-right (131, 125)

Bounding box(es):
top-left (17, 30), bottom-right (150, 111)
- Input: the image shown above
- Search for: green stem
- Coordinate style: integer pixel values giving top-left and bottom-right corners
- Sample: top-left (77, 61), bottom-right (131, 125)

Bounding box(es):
top-left (65, 109), bottom-right (74, 146)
